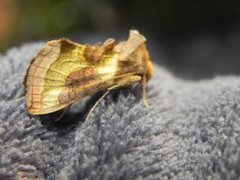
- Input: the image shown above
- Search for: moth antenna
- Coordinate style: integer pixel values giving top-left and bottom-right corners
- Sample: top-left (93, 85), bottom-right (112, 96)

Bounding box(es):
top-left (85, 90), bottom-right (109, 121)
top-left (13, 96), bottom-right (25, 101)
top-left (141, 75), bottom-right (149, 107)
top-left (55, 106), bottom-right (71, 122)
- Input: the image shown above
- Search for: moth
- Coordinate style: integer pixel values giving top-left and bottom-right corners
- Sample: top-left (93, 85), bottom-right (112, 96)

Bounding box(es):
top-left (24, 30), bottom-right (153, 119)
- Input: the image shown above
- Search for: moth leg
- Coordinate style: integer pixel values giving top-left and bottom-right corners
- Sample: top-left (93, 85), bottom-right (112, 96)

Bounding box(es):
top-left (86, 75), bottom-right (142, 121)
top-left (108, 75), bottom-right (141, 90)
top-left (55, 105), bottom-right (71, 121)
top-left (85, 90), bottom-right (110, 121)
top-left (109, 75), bottom-right (149, 107)
top-left (13, 96), bottom-right (25, 101)
top-left (141, 74), bottom-right (149, 107)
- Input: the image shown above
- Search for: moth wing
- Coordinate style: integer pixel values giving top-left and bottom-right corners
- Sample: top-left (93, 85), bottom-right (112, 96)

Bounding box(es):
top-left (114, 30), bottom-right (146, 61)
top-left (25, 39), bottom-right (119, 115)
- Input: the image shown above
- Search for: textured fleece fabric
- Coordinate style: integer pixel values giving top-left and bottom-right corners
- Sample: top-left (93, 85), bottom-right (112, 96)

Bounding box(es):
top-left (1, 42), bottom-right (240, 180)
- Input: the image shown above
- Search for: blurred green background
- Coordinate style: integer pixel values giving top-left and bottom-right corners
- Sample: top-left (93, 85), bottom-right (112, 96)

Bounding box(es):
top-left (1, 0), bottom-right (240, 78)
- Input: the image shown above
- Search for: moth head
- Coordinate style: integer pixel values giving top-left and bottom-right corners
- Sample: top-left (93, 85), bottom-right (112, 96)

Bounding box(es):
top-left (143, 44), bottom-right (153, 81)
top-left (146, 56), bottom-right (153, 81)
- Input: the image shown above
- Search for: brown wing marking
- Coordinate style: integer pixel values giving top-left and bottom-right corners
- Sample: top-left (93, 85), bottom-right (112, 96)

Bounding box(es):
top-left (58, 66), bottom-right (104, 104)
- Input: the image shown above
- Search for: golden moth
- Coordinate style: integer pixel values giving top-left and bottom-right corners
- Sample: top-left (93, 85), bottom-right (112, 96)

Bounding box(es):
top-left (24, 30), bottom-right (153, 117)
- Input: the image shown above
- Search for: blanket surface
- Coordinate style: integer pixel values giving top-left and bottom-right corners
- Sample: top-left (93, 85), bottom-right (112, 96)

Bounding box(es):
top-left (1, 43), bottom-right (240, 180)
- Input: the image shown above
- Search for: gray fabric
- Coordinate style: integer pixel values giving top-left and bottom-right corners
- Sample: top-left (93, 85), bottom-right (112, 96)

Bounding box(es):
top-left (1, 42), bottom-right (240, 180)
